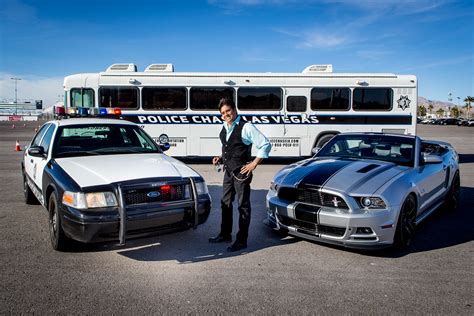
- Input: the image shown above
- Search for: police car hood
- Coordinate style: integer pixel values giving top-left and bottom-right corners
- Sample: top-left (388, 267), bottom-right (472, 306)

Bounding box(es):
top-left (56, 154), bottom-right (199, 188)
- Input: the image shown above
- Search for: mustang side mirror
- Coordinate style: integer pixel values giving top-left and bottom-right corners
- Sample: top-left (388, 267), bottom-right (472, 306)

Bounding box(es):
top-left (28, 146), bottom-right (46, 158)
top-left (312, 147), bottom-right (321, 155)
top-left (422, 154), bottom-right (442, 165)
top-left (159, 143), bottom-right (171, 152)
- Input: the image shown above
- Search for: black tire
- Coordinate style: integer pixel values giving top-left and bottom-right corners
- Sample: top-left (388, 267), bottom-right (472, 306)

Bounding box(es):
top-left (444, 171), bottom-right (460, 211)
top-left (315, 134), bottom-right (335, 149)
top-left (48, 191), bottom-right (69, 251)
top-left (394, 194), bottom-right (417, 249)
top-left (23, 173), bottom-right (39, 205)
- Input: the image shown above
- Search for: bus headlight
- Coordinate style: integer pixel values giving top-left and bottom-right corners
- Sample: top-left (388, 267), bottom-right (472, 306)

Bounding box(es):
top-left (63, 191), bottom-right (117, 209)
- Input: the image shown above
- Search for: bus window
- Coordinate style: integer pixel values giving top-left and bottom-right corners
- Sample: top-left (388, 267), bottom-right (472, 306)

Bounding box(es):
top-left (190, 87), bottom-right (234, 110)
top-left (353, 88), bottom-right (392, 111)
top-left (142, 87), bottom-right (186, 111)
top-left (287, 96), bottom-right (307, 112)
top-left (238, 87), bottom-right (282, 111)
top-left (99, 87), bottom-right (138, 109)
top-left (311, 88), bottom-right (350, 111)
top-left (71, 88), bottom-right (94, 108)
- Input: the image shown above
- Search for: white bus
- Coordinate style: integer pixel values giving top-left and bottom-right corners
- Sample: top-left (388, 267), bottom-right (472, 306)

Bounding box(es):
top-left (63, 63), bottom-right (417, 157)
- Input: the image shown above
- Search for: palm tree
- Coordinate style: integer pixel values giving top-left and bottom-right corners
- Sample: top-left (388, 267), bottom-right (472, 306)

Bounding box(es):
top-left (428, 102), bottom-right (434, 117)
top-left (436, 108), bottom-right (444, 118)
top-left (464, 96), bottom-right (473, 119)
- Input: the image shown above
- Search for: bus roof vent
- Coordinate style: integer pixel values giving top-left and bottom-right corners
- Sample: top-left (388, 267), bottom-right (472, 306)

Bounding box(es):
top-left (144, 64), bottom-right (174, 72)
top-left (302, 64), bottom-right (333, 73)
top-left (106, 64), bottom-right (137, 72)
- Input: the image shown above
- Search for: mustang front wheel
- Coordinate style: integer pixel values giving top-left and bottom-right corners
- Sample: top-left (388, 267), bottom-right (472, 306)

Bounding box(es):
top-left (394, 194), bottom-right (417, 249)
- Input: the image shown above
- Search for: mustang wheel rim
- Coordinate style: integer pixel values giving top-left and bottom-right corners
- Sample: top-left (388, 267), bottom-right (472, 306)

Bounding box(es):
top-left (401, 196), bottom-right (416, 246)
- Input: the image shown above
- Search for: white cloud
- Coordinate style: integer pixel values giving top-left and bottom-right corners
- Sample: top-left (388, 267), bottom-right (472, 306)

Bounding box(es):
top-left (0, 73), bottom-right (64, 109)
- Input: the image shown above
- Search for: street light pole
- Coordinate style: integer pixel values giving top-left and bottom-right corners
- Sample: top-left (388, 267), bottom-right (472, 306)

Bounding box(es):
top-left (10, 77), bottom-right (22, 115)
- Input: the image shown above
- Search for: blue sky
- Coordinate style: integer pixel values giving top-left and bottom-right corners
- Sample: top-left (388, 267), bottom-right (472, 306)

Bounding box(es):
top-left (0, 0), bottom-right (473, 107)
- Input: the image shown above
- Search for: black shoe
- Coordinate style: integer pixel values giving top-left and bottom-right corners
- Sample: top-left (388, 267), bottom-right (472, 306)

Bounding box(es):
top-left (227, 241), bottom-right (247, 252)
top-left (209, 235), bottom-right (232, 243)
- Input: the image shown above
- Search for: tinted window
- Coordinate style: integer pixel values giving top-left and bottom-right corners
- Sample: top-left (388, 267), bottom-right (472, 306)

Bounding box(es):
top-left (39, 124), bottom-right (55, 154)
top-left (71, 88), bottom-right (95, 108)
top-left (99, 87), bottom-right (139, 109)
top-left (142, 87), bottom-right (186, 110)
top-left (190, 87), bottom-right (235, 110)
top-left (353, 88), bottom-right (392, 111)
top-left (238, 87), bottom-right (282, 111)
top-left (311, 88), bottom-right (350, 111)
top-left (31, 124), bottom-right (50, 147)
top-left (287, 96), bottom-right (307, 112)
top-left (55, 124), bottom-right (159, 158)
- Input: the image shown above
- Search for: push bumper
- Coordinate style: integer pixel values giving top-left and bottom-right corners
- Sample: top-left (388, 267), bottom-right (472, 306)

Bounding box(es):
top-left (61, 198), bottom-right (211, 243)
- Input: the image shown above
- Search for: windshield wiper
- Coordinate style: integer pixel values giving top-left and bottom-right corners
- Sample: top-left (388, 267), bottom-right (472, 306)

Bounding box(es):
top-left (56, 151), bottom-right (101, 157)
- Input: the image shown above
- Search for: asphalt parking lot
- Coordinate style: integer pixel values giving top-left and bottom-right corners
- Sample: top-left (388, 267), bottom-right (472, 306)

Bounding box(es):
top-left (0, 122), bottom-right (472, 314)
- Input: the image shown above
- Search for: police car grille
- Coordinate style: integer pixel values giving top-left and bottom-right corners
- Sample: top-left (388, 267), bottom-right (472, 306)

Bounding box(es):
top-left (124, 185), bottom-right (185, 205)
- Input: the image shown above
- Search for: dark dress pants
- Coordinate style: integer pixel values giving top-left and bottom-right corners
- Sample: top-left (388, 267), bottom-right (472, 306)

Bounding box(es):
top-left (220, 170), bottom-right (253, 243)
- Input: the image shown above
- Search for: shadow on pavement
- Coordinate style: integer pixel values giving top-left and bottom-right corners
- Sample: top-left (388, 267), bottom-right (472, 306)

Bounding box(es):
top-left (68, 184), bottom-right (474, 260)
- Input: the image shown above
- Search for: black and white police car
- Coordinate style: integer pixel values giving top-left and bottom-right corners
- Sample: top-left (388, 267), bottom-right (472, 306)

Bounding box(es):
top-left (22, 116), bottom-right (211, 251)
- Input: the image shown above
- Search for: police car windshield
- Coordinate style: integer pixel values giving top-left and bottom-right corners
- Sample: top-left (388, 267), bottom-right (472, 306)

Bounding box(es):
top-left (54, 124), bottom-right (161, 158)
top-left (317, 134), bottom-right (415, 167)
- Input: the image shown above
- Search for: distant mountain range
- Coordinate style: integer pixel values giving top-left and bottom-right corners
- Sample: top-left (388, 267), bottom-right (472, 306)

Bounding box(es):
top-left (418, 96), bottom-right (467, 111)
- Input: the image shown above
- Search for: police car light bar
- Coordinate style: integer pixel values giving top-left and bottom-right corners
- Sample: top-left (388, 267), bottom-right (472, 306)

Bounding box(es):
top-left (54, 105), bottom-right (122, 119)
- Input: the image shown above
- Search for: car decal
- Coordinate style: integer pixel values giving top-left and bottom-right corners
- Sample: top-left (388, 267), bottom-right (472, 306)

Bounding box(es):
top-left (299, 159), bottom-right (354, 187)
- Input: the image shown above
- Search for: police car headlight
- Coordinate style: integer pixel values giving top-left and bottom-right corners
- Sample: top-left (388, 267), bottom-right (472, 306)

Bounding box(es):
top-left (195, 181), bottom-right (209, 195)
top-left (63, 191), bottom-right (117, 209)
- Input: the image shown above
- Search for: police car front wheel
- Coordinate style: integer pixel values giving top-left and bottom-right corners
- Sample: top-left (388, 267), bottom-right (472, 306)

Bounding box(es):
top-left (48, 191), bottom-right (70, 251)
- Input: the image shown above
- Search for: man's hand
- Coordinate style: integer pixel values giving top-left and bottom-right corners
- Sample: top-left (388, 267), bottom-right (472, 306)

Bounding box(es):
top-left (212, 156), bottom-right (221, 166)
top-left (240, 161), bottom-right (258, 176)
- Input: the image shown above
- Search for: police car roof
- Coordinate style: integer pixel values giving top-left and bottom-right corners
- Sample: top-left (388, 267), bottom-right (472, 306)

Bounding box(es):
top-left (54, 118), bottom-right (136, 127)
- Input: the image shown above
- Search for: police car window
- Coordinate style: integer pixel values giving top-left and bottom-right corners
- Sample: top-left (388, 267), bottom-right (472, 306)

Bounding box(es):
top-left (39, 124), bottom-right (55, 154)
top-left (31, 124), bottom-right (50, 147)
top-left (55, 125), bottom-right (159, 158)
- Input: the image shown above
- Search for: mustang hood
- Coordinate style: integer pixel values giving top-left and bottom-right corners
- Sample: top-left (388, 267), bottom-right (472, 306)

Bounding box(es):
top-left (56, 154), bottom-right (199, 188)
top-left (279, 158), bottom-right (407, 195)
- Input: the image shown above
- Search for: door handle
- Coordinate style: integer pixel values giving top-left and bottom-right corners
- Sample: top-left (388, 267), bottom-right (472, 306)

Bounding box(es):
top-left (30, 159), bottom-right (33, 163)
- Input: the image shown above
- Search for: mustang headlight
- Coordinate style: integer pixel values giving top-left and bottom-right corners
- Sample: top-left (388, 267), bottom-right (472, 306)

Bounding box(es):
top-left (62, 191), bottom-right (117, 209)
top-left (358, 196), bottom-right (387, 210)
top-left (269, 181), bottom-right (279, 192)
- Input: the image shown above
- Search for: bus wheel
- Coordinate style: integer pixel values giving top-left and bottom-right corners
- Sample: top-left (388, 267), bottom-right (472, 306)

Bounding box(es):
top-left (315, 134), bottom-right (335, 149)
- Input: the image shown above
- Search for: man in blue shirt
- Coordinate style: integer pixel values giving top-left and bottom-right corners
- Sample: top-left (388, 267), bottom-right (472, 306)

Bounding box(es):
top-left (209, 98), bottom-right (272, 252)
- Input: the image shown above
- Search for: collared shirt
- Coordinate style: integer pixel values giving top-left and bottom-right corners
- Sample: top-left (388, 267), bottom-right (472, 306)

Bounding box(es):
top-left (223, 116), bottom-right (272, 158)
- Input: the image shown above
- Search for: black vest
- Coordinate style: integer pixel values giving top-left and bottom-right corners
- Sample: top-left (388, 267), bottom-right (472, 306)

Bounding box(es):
top-left (219, 120), bottom-right (252, 173)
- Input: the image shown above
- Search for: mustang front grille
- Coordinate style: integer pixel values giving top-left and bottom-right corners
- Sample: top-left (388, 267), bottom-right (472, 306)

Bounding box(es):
top-left (277, 215), bottom-right (346, 237)
top-left (278, 187), bottom-right (348, 210)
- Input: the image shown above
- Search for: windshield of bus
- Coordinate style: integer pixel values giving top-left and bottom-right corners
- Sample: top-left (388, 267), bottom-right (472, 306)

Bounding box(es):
top-left (317, 134), bottom-right (415, 167)
top-left (54, 124), bottom-right (161, 158)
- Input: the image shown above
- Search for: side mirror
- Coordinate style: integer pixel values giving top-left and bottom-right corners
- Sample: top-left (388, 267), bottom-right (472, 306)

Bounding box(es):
top-left (159, 143), bottom-right (170, 152)
top-left (28, 146), bottom-right (46, 158)
top-left (422, 154), bottom-right (442, 165)
top-left (312, 147), bottom-right (321, 155)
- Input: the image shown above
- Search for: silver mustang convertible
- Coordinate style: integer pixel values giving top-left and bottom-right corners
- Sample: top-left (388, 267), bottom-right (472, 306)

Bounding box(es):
top-left (266, 133), bottom-right (460, 249)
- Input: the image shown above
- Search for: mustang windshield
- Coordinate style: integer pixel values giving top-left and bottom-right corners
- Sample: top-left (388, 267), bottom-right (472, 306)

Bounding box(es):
top-left (317, 134), bottom-right (415, 167)
top-left (54, 124), bottom-right (161, 158)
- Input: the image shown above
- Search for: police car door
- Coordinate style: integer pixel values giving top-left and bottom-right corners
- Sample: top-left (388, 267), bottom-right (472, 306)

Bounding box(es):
top-left (30, 124), bottom-right (55, 191)
top-left (24, 124), bottom-right (50, 184)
